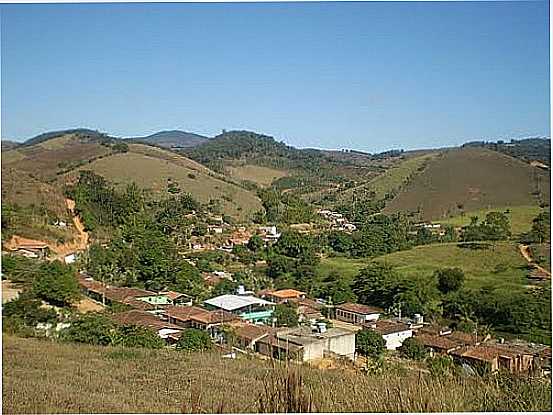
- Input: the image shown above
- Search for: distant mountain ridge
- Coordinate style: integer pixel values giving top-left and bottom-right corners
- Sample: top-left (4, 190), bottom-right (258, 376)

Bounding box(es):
top-left (23, 128), bottom-right (112, 147)
top-left (128, 130), bottom-right (209, 148)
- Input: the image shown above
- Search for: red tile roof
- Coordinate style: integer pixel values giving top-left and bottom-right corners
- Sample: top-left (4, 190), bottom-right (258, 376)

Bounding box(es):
top-left (367, 320), bottom-right (411, 335)
top-left (6, 235), bottom-right (49, 250)
top-left (415, 333), bottom-right (460, 351)
top-left (163, 305), bottom-right (238, 325)
top-left (229, 322), bottom-right (274, 342)
top-left (338, 302), bottom-right (383, 315)
top-left (270, 289), bottom-right (306, 299)
top-left (112, 310), bottom-right (182, 331)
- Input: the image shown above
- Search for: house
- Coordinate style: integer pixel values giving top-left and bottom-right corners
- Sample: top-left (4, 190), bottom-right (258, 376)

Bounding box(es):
top-left (5, 235), bottom-right (49, 259)
top-left (450, 344), bottom-right (535, 374)
top-left (415, 333), bottom-right (462, 355)
top-left (366, 320), bottom-right (413, 350)
top-left (203, 294), bottom-right (275, 324)
top-left (258, 226), bottom-right (281, 241)
top-left (335, 303), bottom-right (382, 325)
top-left (112, 310), bottom-right (183, 340)
top-left (54, 220), bottom-right (67, 228)
top-left (265, 289), bottom-right (306, 304)
top-left (257, 325), bottom-right (356, 362)
top-left (160, 291), bottom-right (193, 306)
top-left (78, 276), bottom-right (155, 307)
top-left (228, 321), bottom-right (274, 350)
top-left (208, 225), bottom-right (224, 235)
top-left (289, 298), bottom-right (326, 322)
top-left (162, 305), bottom-right (238, 338)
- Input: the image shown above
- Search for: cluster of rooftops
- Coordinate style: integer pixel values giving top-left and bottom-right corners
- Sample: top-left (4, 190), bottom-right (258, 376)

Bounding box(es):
top-left (77, 275), bottom-right (552, 372)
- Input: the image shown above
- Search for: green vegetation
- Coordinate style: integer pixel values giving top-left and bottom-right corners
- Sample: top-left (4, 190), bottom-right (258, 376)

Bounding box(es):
top-left (439, 205), bottom-right (543, 235)
top-left (31, 261), bottom-right (80, 307)
top-left (355, 328), bottom-right (385, 358)
top-left (436, 267), bottom-right (465, 294)
top-left (399, 337), bottom-right (427, 360)
top-left (274, 304), bottom-right (299, 327)
top-left (175, 328), bottom-right (212, 352)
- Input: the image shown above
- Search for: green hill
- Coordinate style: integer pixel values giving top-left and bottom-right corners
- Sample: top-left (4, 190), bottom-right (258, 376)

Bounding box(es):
top-left (383, 148), bottom-right (550, 221)
top-left (2, 133), bottom-right (262, 222)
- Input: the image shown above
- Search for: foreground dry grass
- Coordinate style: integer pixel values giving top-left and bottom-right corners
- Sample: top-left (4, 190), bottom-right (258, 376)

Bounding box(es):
top-left (2, 336), bottom-right (551, 413)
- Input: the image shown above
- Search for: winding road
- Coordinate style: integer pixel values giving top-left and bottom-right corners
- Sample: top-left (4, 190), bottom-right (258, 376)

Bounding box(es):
top-left (519, 244), bottom-right (551, 278)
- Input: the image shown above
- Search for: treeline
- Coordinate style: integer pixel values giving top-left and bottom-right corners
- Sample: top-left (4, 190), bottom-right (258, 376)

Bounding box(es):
top-left (463, 138), bottom-right (550, 164)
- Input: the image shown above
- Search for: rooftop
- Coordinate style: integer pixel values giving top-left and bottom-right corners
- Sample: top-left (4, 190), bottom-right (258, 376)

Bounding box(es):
top-left (269, 289), bottom-right (306, 299)
top-left (112, 310), bottom-right (182, 331)
top-left (163, 305), bottom-right (238, 325)
top-left (204, 294), bottom-right (274, 312)
top-left (415, 333), bottom-right (460, 351)
top-left (337, 302), bottom-right (383, 315)
top-left (275, 326), bottom-right (355, 346)
top-left (367, 320), bottom-right (411, 335)
top-left (229, 322), bottom-right (274, 341)
top-left (6, 235), bottom-right (49, 250)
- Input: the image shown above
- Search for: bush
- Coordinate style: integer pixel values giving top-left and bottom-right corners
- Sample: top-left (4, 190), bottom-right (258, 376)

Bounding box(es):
top-left (399, 337), bottom-right (426, 360)
top-left (113, 325), bottom-right (164, 349)
top-left (176, 328), bottom-right (212, 352)
top-left (2, 292), bottom-right (58, 327)
top-left (436, 268), bottom-right (465, 294)
top-left (32, 261), bottom-right (80, 307)
top-left (356, 329), bottom-right (385, 358)
top-left (60, 313), bottom-right (116, 346)
top-left (274, 304), bottom-right (299, 327)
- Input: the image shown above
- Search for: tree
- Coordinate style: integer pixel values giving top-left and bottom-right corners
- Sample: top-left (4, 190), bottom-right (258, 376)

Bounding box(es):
top-left (113, 325), bottom-right (164, 349)
top-left (399, 337), bottom-right (426, 360)
top-left (274, 304), bottom-right (299, 327)
top-left (247, 235), bottom-right (264, 252)
top-left (212, 279), bottom-right (238, 296)
top-left (436, 268), bottom-right (465, 294)
top-left (2, 292), bottom-right (57, 327)
top-left (60, 313), bottom-right (117, 346)
top-left (32, 261), bottom-right (80, 307)
top-left (355, 329), bottom-right (385, 358)
top-left (176, 328), bottom-right (212, 352)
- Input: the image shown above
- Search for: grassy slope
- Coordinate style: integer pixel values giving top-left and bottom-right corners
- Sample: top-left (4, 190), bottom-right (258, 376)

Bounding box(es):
top-left (383, 148), bottom-right (550, 220)
top-left (339, 152), bottom-right (438, 201)
top-left (63, 144), bottom-right (263, 221)
top-left (437, 205), bottom-right (543, 235)
top-left (318, 242), bottom-right (530, 291)
top-left (3, 336), bottom-right (550, 413)
top-left (2, 134), bottom-right (112, 181)
top-left (1, 167), bottom-right (74, 243)
top-left (227, 164), bottom-right (288, 187)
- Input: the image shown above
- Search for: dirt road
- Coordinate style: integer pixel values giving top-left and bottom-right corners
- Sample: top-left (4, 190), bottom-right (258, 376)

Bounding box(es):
top-left (519, 244), bottom-right (551, 278)
top-left (50, 199), bottom-right (90, 260)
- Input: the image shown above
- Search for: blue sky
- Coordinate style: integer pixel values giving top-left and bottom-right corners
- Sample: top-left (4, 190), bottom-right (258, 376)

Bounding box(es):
top-left (0, 1), bottom-right (550, 152)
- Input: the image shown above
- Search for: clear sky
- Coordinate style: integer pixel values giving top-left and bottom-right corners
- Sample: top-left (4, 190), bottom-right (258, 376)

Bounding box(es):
top-left (0, 1), bottom-right (550, 152)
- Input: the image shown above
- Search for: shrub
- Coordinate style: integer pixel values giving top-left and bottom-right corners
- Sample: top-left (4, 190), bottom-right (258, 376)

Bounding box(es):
top-left (2, 292), bottom-right (57, 327)
top-left (176, 329), bottom-right (212, 352)
top-left (436, 268), bottom-right (465, 294)
top-left (399, 337), bottom-right (426, 360)
top-left (355, 329), bottom-right (385, 358)
top-left (274, 304), bottom-right (299, 327)
top-left (32, 261), bottom-right (80, 307)
top-left (113, 325), bottom-right (164, 349)
top-left (60, 313), bottom-right (116, 346)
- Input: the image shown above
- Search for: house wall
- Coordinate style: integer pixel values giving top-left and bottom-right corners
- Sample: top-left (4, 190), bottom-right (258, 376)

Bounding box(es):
top-left (325, 333), bottom-right (356, 359)
top-left (302, 342), bottom-right (326, 361)
top-left (335, 309), bottom-right (380, 325)
top-left (382, 329), bottom-right (413, 350)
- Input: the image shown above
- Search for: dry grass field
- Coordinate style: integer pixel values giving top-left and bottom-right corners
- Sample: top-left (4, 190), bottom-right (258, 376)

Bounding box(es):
top-left (2, 134), bottom-right (112, 180)
top-left (71, 149), bottom-right (262, 220)
top-left (383, 148), bottom-right (550, 220)
top-left (340, 152), bottom-right (438, 201)
top-left (228, 164), bottom-right (288, 187)
top-left (2, 335), bottom-right (550, 413)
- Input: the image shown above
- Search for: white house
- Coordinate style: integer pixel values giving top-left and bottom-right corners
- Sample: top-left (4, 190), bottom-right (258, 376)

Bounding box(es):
top-left (64, 253), bottom-right (76, 264)
top-left (335, 303), bottom-right (382, 325)
top-left (367, 320), bottom-right (413, 350)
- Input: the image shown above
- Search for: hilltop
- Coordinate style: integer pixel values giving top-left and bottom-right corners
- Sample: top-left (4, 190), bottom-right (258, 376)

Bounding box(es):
top-left (128, 130), bottom-right (209, 149)
top-left (1, 131), bottom-right (263, 222)
top-left (1, 140), bottom-right (20, 151)
top-left (383, 147), bottom-right (550, 221)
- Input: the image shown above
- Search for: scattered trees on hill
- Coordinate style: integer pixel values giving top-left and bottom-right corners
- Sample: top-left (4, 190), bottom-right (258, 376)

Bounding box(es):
top-left (461, 212), bottom-right (511, 242)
